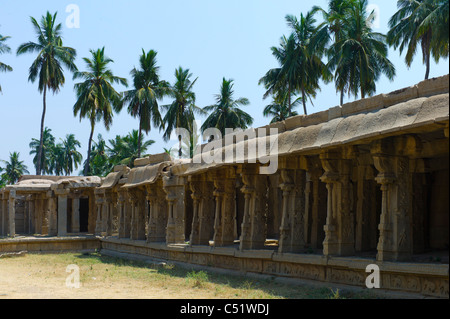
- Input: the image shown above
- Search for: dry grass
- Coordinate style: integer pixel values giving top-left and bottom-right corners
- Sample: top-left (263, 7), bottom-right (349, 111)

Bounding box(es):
top-left (0, 252), bottom-right (380, 299)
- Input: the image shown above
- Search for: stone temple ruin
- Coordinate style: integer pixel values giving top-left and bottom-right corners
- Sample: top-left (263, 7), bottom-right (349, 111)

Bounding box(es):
top-left (1, 75), bottom-right (449, 298)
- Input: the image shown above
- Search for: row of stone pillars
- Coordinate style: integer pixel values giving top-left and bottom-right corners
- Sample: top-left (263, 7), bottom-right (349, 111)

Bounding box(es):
top-left (0, 189), bottom-right (86, 238)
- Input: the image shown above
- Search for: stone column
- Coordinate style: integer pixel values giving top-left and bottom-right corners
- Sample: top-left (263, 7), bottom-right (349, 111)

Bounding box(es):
top-left (320, 149), bottom-right (356, 257)
top-left (371, 137), bottom-right (417, 262)
top-left (72, 194), bottom-right (80, 234)
top-left (8, 190), bottom-right (16, 237)
top-left (0, 193), bottom-right (4, 237)
top-left (118, 191), bottom-right (128, 238)
top-left (211, 168), bottom-right (237, 247)
top-left (47, 191), bottom-right (57, 236)
top-left (163, 175), bottom-right (186, 245)
top-left (128, 189), bottom-right (146, 241)
top-left (2, 193), bottom-right (8, 237)
top-left (95, 195), bottom-right (104, 236)
top-left (55, 189), bottom-right (70, 237)
top-left (189, 177), bottom-right (202, 246)
top-left (306, 162), bottom-right (326, 250)
top-left (239, 165), bottom-right (268, 251)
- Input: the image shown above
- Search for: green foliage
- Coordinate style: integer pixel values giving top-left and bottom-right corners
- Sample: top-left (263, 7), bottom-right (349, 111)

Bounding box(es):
top-left (0, 152), bottom-right (29, 185)
top-left (0, 32), bottom-right (13, 93)
top-left (73, 47), bottom-right (128, 176)
top-left (29, 128), bottom-right (83, 176)
top-left (387, 0), bottom-right (449, 80)
top-left (16, 11), bottom-right (77, 175)
top-left (201, 78), bottom-right (253, 137)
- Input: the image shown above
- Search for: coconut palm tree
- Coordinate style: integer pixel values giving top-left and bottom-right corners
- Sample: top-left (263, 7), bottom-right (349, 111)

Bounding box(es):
top-left (312, 0), bottom-right (356, 105)
top-left (81, 134), bottom-right (111, 177)
top-left (0, 33), bottom-right (13, 93)
top-left (263, 88), bottom-right (300, 124)
top-left (201, 78), bottom-right (253, 138)
top-left (162, 67), bottom-right (205, 157)
top-left (388, 0), bottom-right (448, 80)
top-left (17, 11), bottom-right (77, 175)
top-left (29, 127), bottom-right (56, 175)
top-left (107, 130), bottom-right (155, 168)
top-left (73, 47), bottom-right (128, 176)
top-left (329, 0), bottom-right (396, 99)
top-left (259, 11), bottom-right (331, 115)
top-left (0, 152), bottom-right (29, 185)
top-left (121, 49), bottom-right (170, 158)
top-left (60, 134), bottom-right (83, 176)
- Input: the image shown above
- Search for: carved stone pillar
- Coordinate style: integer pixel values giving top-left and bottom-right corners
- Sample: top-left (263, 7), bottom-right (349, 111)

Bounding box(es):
top-left (128, 189), bottom-right (146, 241)
top-left (146, 184), bottom-right (167, 243)
top-left (305, 159), bottom-right (326, 250)
top-left (320, 149), bottom-right (356, 257)
top-left (118, 191), bottom-right (128, 238)
top-left (94, 195), bottom-right (104, 236)
top-left (0, 194), bottom-right (4, 237)
top-left (163, 175), bottom-right (186, 245)
top-left (239, 165), bottom-right (268, 251)
top-left (278, 163), bottom-right (307, 254)
top-left (189, 177), bottom-right (203, 245)
top-left (372, 138), bottom-right (415, 262)
top-left (211, 169), bottom-right (237, 247)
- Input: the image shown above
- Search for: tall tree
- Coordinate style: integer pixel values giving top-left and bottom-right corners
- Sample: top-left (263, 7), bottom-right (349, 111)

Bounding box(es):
top-left (328, 0), bottom-right (396, 99)
top-left (73, 47), bottom-right (128, 176)
top-left (0, 33), bottom-right (13, 93)
top-left (121, 49), bottom-right (169, 158)
top-left (0, 152), bottom-right (29, 185)
top-left (17, 11), bottom-right (77, 175)
top-left (388, 0), bottom-right (448, 80)
top-left (201, 78), bottom-right (253, 137)
top-left (162, 67), bottom-right (204, 158)
top-left (107, 130), bottom-right (155, 168)
top-left (263, 88), bottom-right (300, 124)
top-left (312, 0), bottom-right (356, 105)
top-left (259, 11), bottom-right (331, 115)
top-left (60, 134), bottom-right (83, 176)
top-left (29, 127), bottom-right (56, 175)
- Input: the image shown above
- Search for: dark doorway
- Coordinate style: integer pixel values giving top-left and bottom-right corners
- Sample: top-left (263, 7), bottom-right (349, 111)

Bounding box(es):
top-left (80, 198), bottom-right (89, 233)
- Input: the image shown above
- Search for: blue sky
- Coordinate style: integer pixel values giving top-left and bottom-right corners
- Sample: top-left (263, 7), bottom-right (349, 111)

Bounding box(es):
top-left (0, 0), bottom-right (448, 174)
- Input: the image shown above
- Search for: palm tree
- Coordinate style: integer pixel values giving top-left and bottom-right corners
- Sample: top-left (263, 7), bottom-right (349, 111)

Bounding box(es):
top-left (50, 143), bottom-right (65, 176)
top-left (263, 89), bottom-right (300, 124)
top-left (81, 134), bottom-right (111, 177)
top-left (73, 47), bottom-right (128, 176)
top-left (328, 0), bottom-right (396, 100)
top-left (201, 78), bottom-right (253, 138)
top-left (388, 0), bottom-right (448, 80)
top-left (259, 11), bottom-right (331, 115)
top-left (17, 11), bottom-right (77, 175)
top-left (0, 152), bottom-right (29, 185)
top-left (121, 49), bottom-right (169, 158)
top-left (0, 33), bottom-right (13, 93)
top-left (107, 130), bottom-right (155, 168)
top-left (60, 134), bottom-right (83, 176)
top-left (162, 67), bottom-right (205, 157)
top-left (312, 0), bottom-right (356, 105)
top-left (29, 127), bottom-right (56, 175)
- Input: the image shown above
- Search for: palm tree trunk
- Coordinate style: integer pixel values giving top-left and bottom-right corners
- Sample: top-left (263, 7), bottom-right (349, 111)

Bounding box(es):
top-left (178, 135), bottom-right (182, 159)
top-left (340, 90), bottom-right (344, 106)
top-left (36, 86), bottom-right (47, 176)
top-left (425, 51), bottom-right (431, 80)
top-left (301, 86), bottom-right (308, 115)
top-left (288, 84), bottom-right (292, 117)
top-left (137, 119), bottom-right (143, 159)
top-left (84, 122), bottom-right (95, 176)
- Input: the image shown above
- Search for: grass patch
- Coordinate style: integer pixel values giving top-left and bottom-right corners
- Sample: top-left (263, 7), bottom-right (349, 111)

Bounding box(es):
top-left (0, 252), bottom-right (385, 299)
